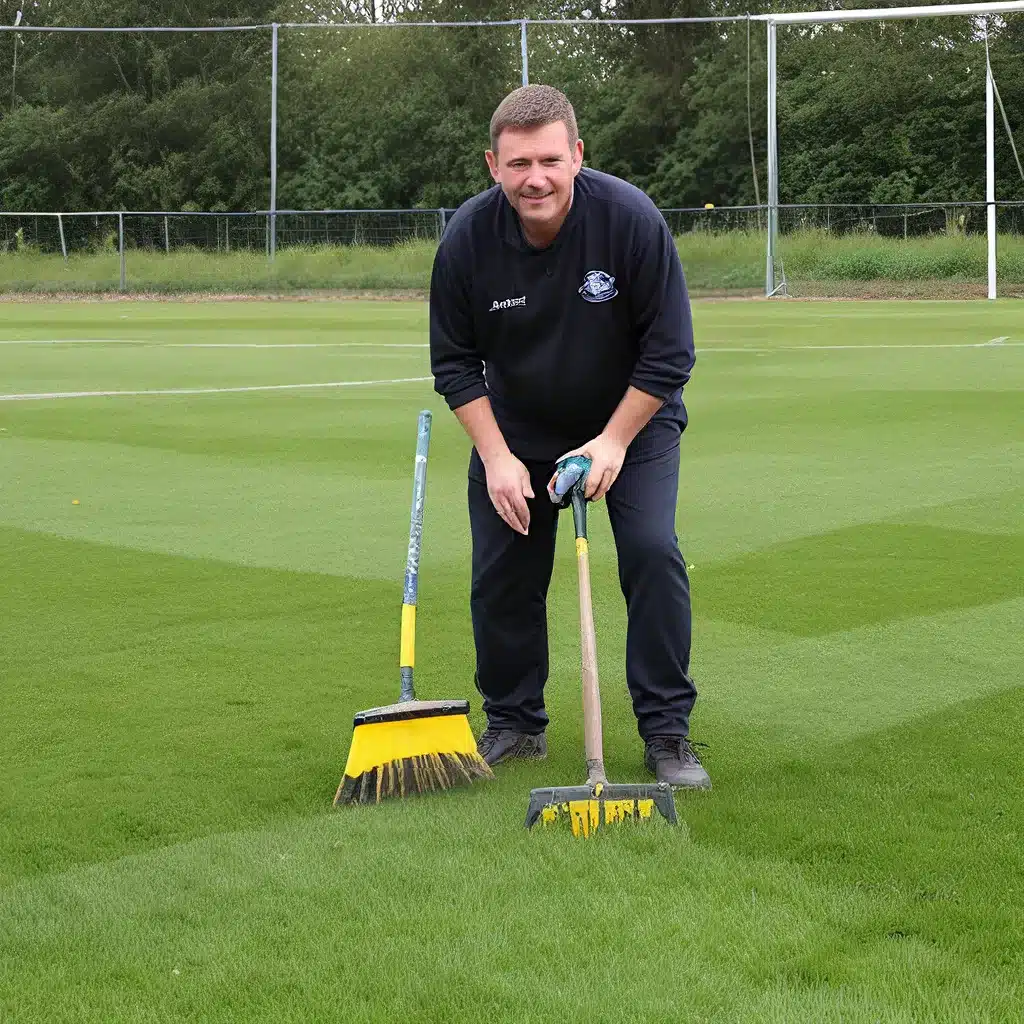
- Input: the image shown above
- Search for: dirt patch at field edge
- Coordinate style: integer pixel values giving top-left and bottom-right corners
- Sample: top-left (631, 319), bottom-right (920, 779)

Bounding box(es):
top-left (0, 289), bottom-right (432, 303)
top-left (783, 280), bottom-right (1024, 300)
top-left (0, 288), bottom-right (765, 302)
top-left (0, 281), bottom-right (1020, 302)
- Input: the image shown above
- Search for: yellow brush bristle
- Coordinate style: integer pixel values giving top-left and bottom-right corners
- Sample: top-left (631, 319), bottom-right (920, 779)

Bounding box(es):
top-left (334, 713), bottom-right (493, 805)
top-left (535, 797), bottom-right (660, 837)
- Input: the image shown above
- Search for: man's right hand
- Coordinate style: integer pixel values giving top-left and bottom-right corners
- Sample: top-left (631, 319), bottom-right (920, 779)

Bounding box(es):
top-left (483, 450), bottom-right (534, 535)
top-left (452, 396), bottom-right (533, 534)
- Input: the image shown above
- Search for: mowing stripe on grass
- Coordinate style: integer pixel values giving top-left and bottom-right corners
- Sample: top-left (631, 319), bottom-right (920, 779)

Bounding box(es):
top-left (0, 377), bottom-right (433, 402)
top-left (4, 339), bottom-right (1018, 352)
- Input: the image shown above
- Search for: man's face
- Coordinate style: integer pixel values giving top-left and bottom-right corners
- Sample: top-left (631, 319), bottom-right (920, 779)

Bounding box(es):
top-left (485, 120), bottom-right (584, 243)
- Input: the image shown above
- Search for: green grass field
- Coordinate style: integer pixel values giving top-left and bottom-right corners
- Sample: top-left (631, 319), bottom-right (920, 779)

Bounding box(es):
top-left (1, 298), bottom-right (1022, 1023)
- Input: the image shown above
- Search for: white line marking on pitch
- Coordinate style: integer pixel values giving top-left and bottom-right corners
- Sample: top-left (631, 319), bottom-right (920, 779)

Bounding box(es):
top-left (785, 340), bottom-right (1022, 350)
top-left (0, 377), bottom-right (433, 402)
top-left (700, 340), bottom-right (1022, 353)
top-left (0, 339), bottom-right (150, 345)
top-left (167, 342), bottom-right (428, 349)
top-left (0, 339), bottom-right (428, 348)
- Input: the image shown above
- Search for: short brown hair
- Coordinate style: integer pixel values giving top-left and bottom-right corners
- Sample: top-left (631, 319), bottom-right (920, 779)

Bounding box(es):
top-left (489, 85), bottom-right (579, 153)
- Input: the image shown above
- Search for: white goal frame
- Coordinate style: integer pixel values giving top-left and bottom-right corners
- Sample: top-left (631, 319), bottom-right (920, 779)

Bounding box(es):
top-left (753, 1), bottom-right (1024, 299)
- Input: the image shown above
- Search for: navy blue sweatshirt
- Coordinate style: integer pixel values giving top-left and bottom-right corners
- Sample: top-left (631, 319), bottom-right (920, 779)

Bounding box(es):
top-left (429, 167), bottom-right (695, 463)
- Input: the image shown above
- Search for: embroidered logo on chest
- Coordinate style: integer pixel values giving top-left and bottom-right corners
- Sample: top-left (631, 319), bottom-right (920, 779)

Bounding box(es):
top-left (578, 270), bottom-right (618, 303)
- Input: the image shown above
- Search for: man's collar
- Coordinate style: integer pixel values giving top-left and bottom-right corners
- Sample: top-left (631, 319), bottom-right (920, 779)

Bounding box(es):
top-left (502, 176), bottom-right (583, 252)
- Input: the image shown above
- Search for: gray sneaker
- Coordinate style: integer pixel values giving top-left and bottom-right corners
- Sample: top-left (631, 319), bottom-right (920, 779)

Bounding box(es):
top-left (477, 728), bottom-right (547, 766)
top-left (644, 736), bottom-right (712, 790)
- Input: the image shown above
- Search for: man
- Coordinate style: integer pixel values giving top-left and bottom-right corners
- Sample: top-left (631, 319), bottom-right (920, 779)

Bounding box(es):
top-left (428, 84), bottom-right (709, 790)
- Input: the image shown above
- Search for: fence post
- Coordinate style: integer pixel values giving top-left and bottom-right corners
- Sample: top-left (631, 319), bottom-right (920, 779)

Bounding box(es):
top-left (438, 208), bottom-right (447, 236)
top-left (270, 22), bottom-right (279, 262)
top-left (57, 213), bottom-right (68, 262)
top-left (164, 215), bottom-right (170, 253)
top-left (520, 21), bottom-right (529, 86)
top-left (765, 18), bottom-right (778, 297)
top-left (118, 212), bottom-right (126, 292)
top-left (986, 34), bottom-right (996, 301)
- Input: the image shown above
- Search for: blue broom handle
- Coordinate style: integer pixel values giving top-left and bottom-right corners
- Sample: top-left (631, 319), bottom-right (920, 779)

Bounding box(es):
top-left (399, 409), bottom-right (431, 702)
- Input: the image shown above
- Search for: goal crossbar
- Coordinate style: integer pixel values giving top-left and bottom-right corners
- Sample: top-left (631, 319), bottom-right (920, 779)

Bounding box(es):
top-left (753, 1), bottom-right (1024, 26)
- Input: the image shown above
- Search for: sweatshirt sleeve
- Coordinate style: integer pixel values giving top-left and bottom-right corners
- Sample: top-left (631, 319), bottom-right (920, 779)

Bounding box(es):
top-left (626, 212), bottom-right (696, 400)
top-left (429, 233), bottom-right (489, 412)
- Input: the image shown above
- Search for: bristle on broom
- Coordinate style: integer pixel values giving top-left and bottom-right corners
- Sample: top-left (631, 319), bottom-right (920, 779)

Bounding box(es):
top-left (332, 408), bottom-right (494, 808)
top-left (334, 699), bottom-right (493, 805)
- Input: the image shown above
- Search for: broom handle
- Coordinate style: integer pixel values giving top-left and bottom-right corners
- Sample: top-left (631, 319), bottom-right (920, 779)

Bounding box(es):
top-left (399, 409), bottom-right (431, 703)
top-left (571, 490), bottom-right (607, 787)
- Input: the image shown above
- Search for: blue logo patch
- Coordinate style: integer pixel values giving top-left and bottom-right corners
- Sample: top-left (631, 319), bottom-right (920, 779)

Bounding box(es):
top-left (578, 270), bottom-right (618, 303)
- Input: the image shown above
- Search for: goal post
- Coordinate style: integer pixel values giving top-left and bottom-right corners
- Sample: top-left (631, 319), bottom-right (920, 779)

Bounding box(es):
top-left (754, 0), bottom-right (1024, 299)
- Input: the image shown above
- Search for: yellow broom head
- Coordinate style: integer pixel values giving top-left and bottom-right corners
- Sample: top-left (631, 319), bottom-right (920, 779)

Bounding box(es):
top-left (334, 699), bottom-right (493, 805)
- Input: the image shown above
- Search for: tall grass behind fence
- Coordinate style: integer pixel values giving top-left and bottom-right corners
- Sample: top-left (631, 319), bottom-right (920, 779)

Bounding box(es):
top-left (2, 222), bottom-right (1023, 296)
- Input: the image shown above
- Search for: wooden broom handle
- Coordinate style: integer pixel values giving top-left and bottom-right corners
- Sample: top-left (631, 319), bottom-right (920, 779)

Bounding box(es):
top-left (572, 491), bottom-right (607, 787)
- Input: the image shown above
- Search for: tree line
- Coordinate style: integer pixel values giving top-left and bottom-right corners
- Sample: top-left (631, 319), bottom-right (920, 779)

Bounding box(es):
top-left (1, 0), bottom-right (1021, 216)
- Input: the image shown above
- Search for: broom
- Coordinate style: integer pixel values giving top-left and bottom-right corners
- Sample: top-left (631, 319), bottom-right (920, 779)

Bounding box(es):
top-left (525, 455), bottom-right (677, 837)
top-left (333, 409), bottom-right (494, 806)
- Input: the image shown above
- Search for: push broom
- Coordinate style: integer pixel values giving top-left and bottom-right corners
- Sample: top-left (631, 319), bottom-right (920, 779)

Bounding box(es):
top-left (525, 455), bottom-right (677, 837)
top-left (334, 409), bottom-right (493, 806)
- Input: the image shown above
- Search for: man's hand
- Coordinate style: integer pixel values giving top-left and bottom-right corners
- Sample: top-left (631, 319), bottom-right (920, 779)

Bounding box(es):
top-left (452, 396), bottom-right (533, 535)
top-left (549, 432), bottom-right (627, 503)
top-left (549, 387), bottom-right (663, 501)
top-left (484, 450), bottom-right (534, 535)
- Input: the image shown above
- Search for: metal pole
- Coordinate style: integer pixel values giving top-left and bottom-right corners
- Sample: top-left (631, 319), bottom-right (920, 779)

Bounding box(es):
top-left (986, 27), bottom-right (996, 300)
top-left (766, 19), bottom-right (778, 296)
top-left (438, 208), bottom-right (447, 236)
top-left (164, 214), bottom-right (170, 253)
top-left (119, 212), bottom-right (126, 291)
top-left (11, 10), bottom-right (22, 112)
top-left (57, 213), bottom-right (67, 262)
top-left (270, 22), bottom-right (279, 262)
top-left (520, 20), bottom-right (528, 86)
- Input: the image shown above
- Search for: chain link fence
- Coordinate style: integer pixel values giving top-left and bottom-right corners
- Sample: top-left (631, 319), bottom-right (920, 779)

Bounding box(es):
top-left (0, 210), bottom-right (452, 256)
top-left (5, 202), bottom-right (1023, 253)
top-left (1, 203), bottom-right (1022, 296)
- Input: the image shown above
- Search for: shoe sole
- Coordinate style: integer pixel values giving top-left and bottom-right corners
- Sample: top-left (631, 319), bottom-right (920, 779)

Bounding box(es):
top-left (667, 777), bottom-right (712, 791)
top-left (486, 743), bottom-right (548, 767)
top-left (645, 762), bottom-right (712, 791)
top-left (491, 753), bottom-right (547, 766)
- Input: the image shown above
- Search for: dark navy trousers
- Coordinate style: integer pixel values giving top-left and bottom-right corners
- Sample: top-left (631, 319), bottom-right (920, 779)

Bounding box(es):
top-left (467, 444), bottom-right (696, 742)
